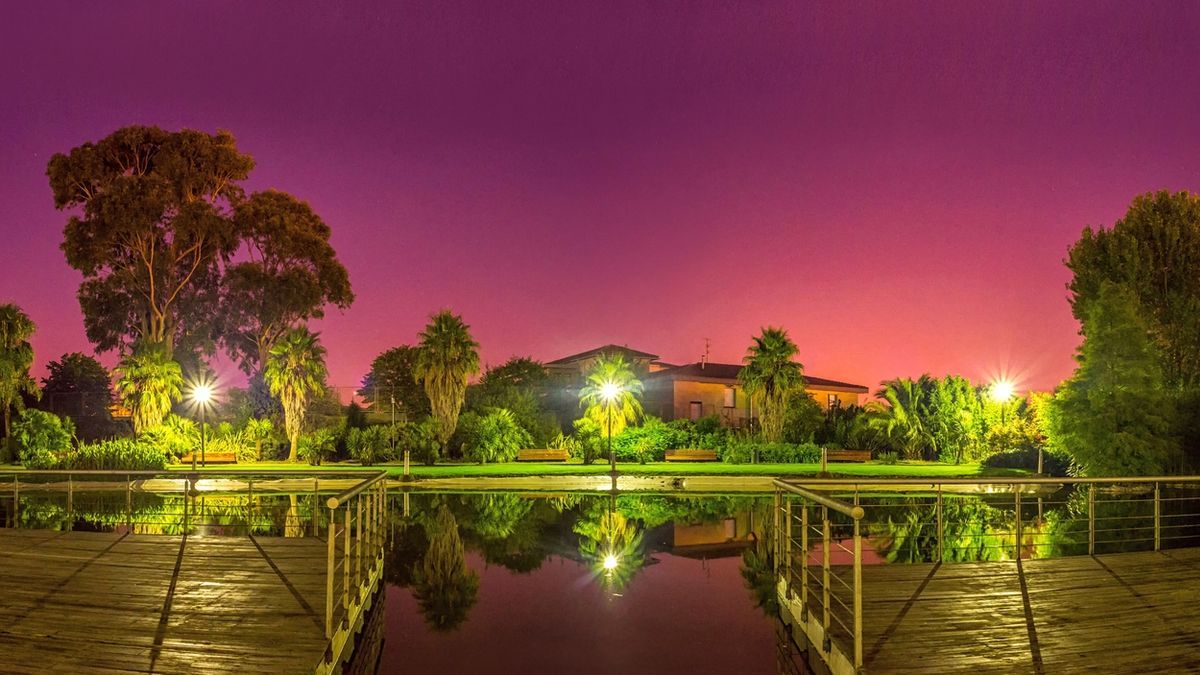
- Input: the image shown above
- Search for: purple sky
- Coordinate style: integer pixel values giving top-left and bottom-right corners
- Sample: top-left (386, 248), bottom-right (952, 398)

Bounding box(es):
top-left (3, 1), bottom-right (1199, 394)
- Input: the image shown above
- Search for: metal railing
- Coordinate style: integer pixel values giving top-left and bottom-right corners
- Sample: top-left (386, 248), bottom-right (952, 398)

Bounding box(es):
top-left (0, 469), bottom-right (390, 672)
top-left (321, 471), bottom-right (388, 672)
top-left (785, 476), bottom-right (1200, 561)
top-left (774, 479), bottom-right (866, 672)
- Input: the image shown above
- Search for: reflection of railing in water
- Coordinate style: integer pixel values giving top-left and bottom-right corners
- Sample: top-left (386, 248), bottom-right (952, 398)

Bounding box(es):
top-left (0, 469), bottom-right (388, 673)
top-left (773, 476), bottom-right (1200, 675)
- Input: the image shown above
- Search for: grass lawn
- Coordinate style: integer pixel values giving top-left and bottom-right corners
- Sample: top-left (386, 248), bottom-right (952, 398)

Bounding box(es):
top-left (143, 460), bottom-right (1025, 479)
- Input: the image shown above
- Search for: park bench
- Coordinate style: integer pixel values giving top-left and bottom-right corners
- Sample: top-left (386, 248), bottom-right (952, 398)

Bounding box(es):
top-left (825, 449), bottom-right (872, 463)
top-left (664, 448), bottom-right (719, 462)
top-left (179, 452), bottom-right (238, 465)
top-left (516, 448), bottom-right (570, 462)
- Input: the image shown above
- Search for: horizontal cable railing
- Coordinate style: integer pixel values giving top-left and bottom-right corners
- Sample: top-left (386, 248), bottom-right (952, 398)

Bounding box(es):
top-left (774, 479), bottom-right (866, 672)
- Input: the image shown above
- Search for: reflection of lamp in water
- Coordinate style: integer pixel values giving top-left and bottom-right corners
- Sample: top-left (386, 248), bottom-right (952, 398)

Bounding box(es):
top-left (603, 553), bottom-right (619, 571)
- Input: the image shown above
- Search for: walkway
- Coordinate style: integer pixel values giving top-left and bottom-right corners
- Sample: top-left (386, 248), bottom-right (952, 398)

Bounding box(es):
top-left (0, 528), bottom-right (329, 673)
top-left (786, 548), bottom-right (1200, 673)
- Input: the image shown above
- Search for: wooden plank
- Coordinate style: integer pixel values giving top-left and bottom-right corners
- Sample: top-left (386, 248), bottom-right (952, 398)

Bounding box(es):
top-left (0, 528), bottom-right (334, 673)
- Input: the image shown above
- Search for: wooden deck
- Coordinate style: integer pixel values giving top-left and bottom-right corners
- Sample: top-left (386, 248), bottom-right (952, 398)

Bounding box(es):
top-left (0, 528), bottom-right (330, 673)
top-left (785, 548), bottom-right (1200, 673)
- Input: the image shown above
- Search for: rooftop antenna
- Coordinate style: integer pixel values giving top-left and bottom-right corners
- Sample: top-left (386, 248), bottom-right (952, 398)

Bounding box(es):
top-left (701, 337), bottom-right (710, 369)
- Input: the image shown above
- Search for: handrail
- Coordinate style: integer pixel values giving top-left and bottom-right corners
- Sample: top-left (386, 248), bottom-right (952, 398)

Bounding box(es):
top-left (0, 469), bottom-right (384, 477)
top-left (773, 478), bottom-right (865, 519)
top-left (326, 471), bottom-right (388, 509)
top-left (780, 475), bottom-right (1200, 486)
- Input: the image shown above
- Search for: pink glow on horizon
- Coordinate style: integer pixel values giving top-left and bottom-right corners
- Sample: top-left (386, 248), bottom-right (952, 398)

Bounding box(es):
top-left (3, 2), bottom-right (1199, 394)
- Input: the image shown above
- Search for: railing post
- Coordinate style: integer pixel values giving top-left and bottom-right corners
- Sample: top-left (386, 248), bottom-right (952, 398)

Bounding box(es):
top-left (355, 493), bottom-right (364, 598)
top-left (325, 505), bottom-right (336, 640)
top-left (1014, 489), bottom-right (1022, 560)
top-left (67, 475), bottom-right (73, 532)
top-left (800, 500), bottom-right (809, 619)
top-left (1154, 482), bottom-right (1161, 552)
top-left (853, 514), bottom-right (863, 671)
top-left (784, 497), bottom-right (793, 594)
top-left (12, 474), bottom-right (18, 528)
top-left (773, 490), bottom-right (782, 574)
top-left (1088, 484), bottom-right (1095, 556)
top-left (822, 505), bottom-right (831, 653)
top-left (931, 482), bottom-right (940, 562)
top-left (126, 474), bottom-right (132, 532)
top-left (342, 506), bottom-right (351, 627)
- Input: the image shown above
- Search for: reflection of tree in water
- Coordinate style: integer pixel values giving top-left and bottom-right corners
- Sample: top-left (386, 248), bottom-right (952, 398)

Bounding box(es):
top-left (412, 503), bottom-right (480, 631)
top-left (739, 502), bottom-right (778, 616)
top-left (576, 509), bottom-right (646, 590)
top-left (463, 493), bottom-right (532, 540)
top-left (871, 497), bottom-right (1014, 563)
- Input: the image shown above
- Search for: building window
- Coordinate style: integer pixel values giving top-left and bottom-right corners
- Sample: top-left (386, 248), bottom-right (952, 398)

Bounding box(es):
top-left (689, 401), bottom-right (702, 421)
top-left (724, 387), bottom-right (736, 408)
top-left (828, 394), bottom-right (840, 410)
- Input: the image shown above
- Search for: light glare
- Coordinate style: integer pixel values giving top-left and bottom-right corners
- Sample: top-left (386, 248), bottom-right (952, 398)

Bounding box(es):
top-left (603, 554), bottom-right (619, 570)
top-left (600, 381), bottom-right (621, 401)
top-left (990, 379), bottom-right (1015, 402)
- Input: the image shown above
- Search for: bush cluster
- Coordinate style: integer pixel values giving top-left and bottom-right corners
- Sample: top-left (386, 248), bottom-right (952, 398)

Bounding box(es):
top-left (62, 438), bottom-right (167, 471)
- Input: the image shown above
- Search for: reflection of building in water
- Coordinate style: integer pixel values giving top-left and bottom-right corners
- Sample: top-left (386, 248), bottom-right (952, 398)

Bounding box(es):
top-left (669, 509), bottom-right (758, 559)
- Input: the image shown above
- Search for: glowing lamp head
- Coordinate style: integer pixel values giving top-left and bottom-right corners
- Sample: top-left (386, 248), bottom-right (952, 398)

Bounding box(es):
top-left (603, 554), bottom-right (619, 571)
top-left (192, 384), bottom-right (213, 404)
top-left (990, 379), bottom-right (1015, 403)
top-left (600, 382), bottom-right (621, 402)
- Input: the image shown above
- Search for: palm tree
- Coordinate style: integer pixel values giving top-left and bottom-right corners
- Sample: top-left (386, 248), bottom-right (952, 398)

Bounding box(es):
top-left (244, 417), bottom-right (274, 461)
top-left (0, 304), bottom-right (38, 438)
top-left (413, 503), bottom-right (480, 631)
top-left (414, 311), bottom-right (480, 448)
top-left (115, 342), bottom-right (184, 434)
top-left (739, 327), bottom-right (802, 442)
top-left (578, 353), bottom-right (644, 440)
top-left (264, 327), bottom-right (328, 461)
top-left (866, 376), bottom-right (935, 460)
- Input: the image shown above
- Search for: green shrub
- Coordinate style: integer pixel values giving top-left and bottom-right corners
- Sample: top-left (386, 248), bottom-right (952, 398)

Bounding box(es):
top-left (613, 417), bottom-right (686, 462)
top-left (348, 425), bottom-right (394, 465)
top-left (140, 414), bottom-right (199, 460)
top-left (564, 417), bottom-right (603, 464)
top-left (718, 439), bottom-right (821, 464)
top-left (298, 428), bottom-right (338, 466)
top-left (13, 409), bottom-right (75, 469)
top-left (982, 447), bottom-right (1071, 476)
top-left (459, 409), bottom-right (533, 464)
top-left (877, 451), bottom-right (899, 465)
top-left (62, 438), bottom-right (166, 471)
top-left (398, 417), bottom-right (442, 465)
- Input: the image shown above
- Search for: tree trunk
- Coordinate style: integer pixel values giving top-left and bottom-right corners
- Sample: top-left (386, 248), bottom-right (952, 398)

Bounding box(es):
top-left (256, 439), bottom-right (263, 461)
top-left (288, 433), bottom-right (298, 462)
top-left (3, 405), bottom-right (10, 439)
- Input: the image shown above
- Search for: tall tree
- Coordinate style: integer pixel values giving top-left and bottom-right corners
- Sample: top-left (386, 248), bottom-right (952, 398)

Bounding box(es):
top-left (221, 190), bottom-right (354, 372)
top-left (468, 357), bottom-right (559, 445)
top-left (0, 304), bottom-right (38, 438)
top-left (47, 126), bottom-right (253, 357)
top-left (41, 352), bottom-right (116, 440)
top-left (1051, 283), bottom-right (1180, 476)
top-left (264, 327), bottom-right (328, 461)
top-left (928, 375), bottom-right (985, 464)
top-left (739, 327), bottom-right (802, 442)
top-left (866, 376), bottom-right (936, 460)
top-left (359, 345), bottom-right (431, 421)
top-left (578, 354), bottom-right (644, 438)
top-left (414, 311), bottom-right (480, 446)
top-left (115, 343), bottom-right (183, 434)
top-left (1066, 190), bottom-right (1200, 388)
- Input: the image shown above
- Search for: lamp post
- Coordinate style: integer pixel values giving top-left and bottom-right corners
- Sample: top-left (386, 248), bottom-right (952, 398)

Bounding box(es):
top-left (600, 382), bottom-right (621, 475)
top-left (189, 383), bottom-right (215, 470)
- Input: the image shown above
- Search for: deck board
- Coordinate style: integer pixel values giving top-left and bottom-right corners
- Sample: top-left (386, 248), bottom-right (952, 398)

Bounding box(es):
top-left (792, 548), bottom-right (1200, 673)
top-left (0, 528), bottom-right (329, 673)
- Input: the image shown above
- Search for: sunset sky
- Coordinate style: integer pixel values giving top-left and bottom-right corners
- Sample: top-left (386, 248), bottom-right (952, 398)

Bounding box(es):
top-left (3, 1), bottom-right (1199, 394)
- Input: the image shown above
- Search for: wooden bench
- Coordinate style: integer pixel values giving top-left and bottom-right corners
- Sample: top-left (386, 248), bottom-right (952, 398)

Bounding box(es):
top-left (664, 448), bottom-right (718, 462)
top-left (179, 452), bottom-right (238, 465)
top-left (825, 449), bottom-right (872, 463)
top-left (516, 448), bottom-right (570, 462)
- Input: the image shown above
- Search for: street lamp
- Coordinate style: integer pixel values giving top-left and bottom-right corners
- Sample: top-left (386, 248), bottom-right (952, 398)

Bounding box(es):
top-left (188, 381), bottom-right (217, 470)
top-left (600, 381), bottom-right (621, 475)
